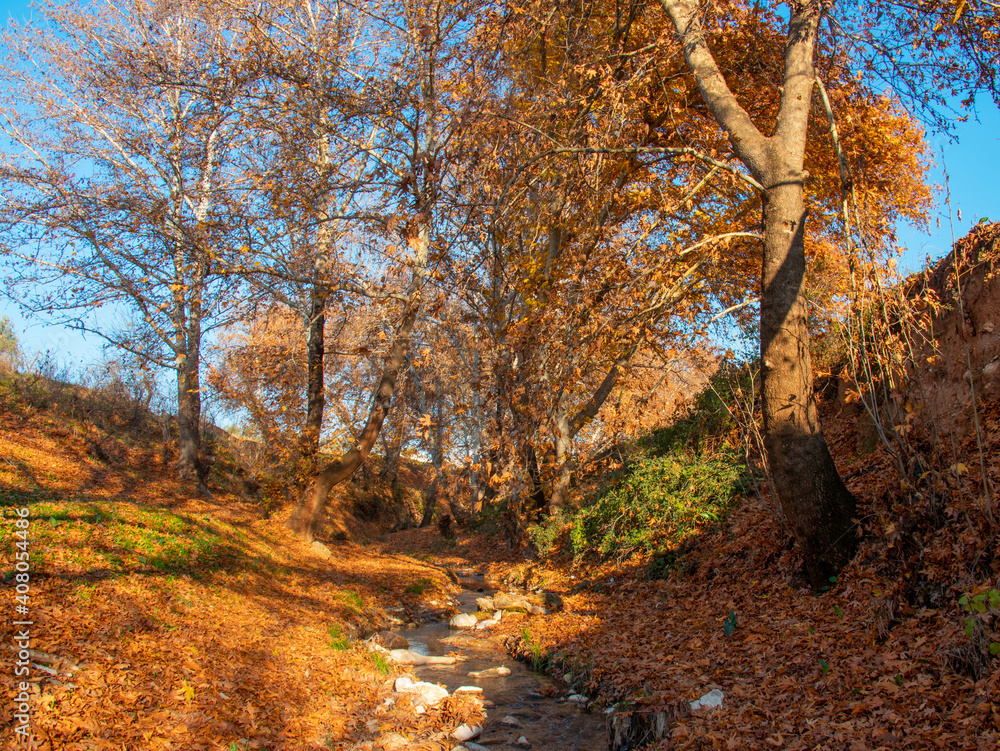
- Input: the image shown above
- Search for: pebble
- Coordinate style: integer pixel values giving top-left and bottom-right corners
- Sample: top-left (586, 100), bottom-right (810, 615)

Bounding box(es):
top-left (451, 723), bottom-right (483, 742)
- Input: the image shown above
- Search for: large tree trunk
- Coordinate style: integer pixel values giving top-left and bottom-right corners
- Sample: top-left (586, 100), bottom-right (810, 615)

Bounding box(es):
top-left (175, 309), bottom-right (207, 491)
top-left (301, 283), bottom-right (328, 473)
top-left (175, 348), bottom-right (203, 483)
top-left (660, 0), bottom-right (857, 586)
top-left (760, 180), bottom-right (857, 585)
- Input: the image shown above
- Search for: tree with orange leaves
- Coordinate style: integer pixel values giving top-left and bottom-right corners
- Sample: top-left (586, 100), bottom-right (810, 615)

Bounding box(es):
top-left (446, 0), bottom-right (931, 548)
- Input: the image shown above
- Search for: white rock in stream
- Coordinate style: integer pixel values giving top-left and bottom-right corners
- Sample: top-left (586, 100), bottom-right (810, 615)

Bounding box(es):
top-left (451, 723), bottom-right (483, 741)
top-left (475, 616), bottom-right (498, 630)
top-left (467, 666), bottom-right (511, 677)
top-left (394, 676), bottom-right (449, 707)
top-left (388, 649), bottom-right (456, 665)
top-left (450, 613), bottom-right (479, 629)
top-left (689, 688), bottom-right (725, 711)
top-left (454, 685), bottom-right (483, 695)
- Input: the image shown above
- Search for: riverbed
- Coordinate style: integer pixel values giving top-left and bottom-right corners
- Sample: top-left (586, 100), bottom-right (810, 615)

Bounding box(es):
top-left (402, 572), bottom-right (607, 750)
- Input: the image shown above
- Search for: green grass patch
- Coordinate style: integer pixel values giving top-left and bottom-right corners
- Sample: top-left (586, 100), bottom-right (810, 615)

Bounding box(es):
top-left (327, 623), bottom-right (351, 651)
top-left (369, 651), bottom-right (391, 674)
top-left (569, 452), bottom-right (748, 560)
top-left (337, 589), bottom-right (364, 613)
top-left (0, 491), bottom-right (248, 579)
top-left (403, 577), bottom-right (435, 595)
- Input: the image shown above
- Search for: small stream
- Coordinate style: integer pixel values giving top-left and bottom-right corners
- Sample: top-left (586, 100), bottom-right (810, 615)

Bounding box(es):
top-left (401, 572), bottom-right (608, 751)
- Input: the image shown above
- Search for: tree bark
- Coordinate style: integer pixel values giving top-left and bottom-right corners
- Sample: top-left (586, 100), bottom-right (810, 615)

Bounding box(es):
top-left (660, 0), bottom-right (857, 586)
top-left (175, 285), bottom-right (213, 493)
top-left (301, 283), bottom-right (328, 472)
top-left (548, 404), bottom-right (573, 512)
top-left (175, 346), bottom-right (203, 483)
top-left (760, 180), bottom-right (857, 584)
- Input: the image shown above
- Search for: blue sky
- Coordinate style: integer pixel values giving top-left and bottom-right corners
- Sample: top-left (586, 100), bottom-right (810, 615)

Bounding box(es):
top-left (0, 0), bottom-right (997, 368)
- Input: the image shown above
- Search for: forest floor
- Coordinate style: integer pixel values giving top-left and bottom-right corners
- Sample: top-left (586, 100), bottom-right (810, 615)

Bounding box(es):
top-left (1, 382), bottom-right (998, 751)
top-left (385, 478), bottom-right (1000, 751)
top-left (378, 377), bottom-right (1000, 750)
top-left (0, 379), bottom-right (486, 750)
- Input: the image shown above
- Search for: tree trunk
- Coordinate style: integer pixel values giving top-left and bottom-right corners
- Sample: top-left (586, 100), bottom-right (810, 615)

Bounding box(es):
top-left (301, 284), bottom-right (328, 473)
top-left (419, 384), bottom-right (445, 527)
top-left (175, 334), bottom-right (204, 486)
top-left (420, 475), bottom-right (439, 527)
top-left (659, 0), bottom-right (858, 586)
top-left (548, 404), bottom-right (573, 512)
top-left (760, 179), bottom-right (857, 585)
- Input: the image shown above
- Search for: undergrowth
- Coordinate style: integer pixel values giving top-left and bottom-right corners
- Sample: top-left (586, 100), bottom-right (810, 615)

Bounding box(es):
top-left (528, 370), bottom-right (755, 561)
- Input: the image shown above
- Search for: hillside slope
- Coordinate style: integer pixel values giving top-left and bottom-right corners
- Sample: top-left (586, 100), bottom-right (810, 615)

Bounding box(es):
top-left (0, 374), bottom-right (475, 750)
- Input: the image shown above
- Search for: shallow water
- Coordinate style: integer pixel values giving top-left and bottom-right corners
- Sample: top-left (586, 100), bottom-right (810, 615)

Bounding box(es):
top-left (404, 574), bottom-right (608, 751)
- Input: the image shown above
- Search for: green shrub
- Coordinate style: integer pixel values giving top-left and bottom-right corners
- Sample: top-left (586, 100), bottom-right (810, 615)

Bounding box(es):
top-left (526, 510), bottom-right (568, 555)
top-left (569, 451), bottom-right (748, 560)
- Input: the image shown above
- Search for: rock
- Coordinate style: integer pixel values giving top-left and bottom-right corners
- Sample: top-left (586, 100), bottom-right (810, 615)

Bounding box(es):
top-left (451, 723), bottom-right (483, 742)
top-left (542, 592), bottom-right (564, 612)
top-left (372, 630), bottom-right (409, 650)
top-left (310, 540), bottom-right (332, 559)
top-left (526, 603), bottom-right (549, 616)
top-left (499, 715), bottom-right (523, 728)
top-left (475, 617), bottom-right (498, 630)
top-left (689, 688), bottom-right (725, 711)
top-left (568, 694), bottom-right (588, 705)
top-left (388, 649), bottom-right (456, 665)
top-left (475, 597), bottom-right (495, 612)
top-left (467, 666), bottom-right (511, 678)
top-left (450, 613), bottom-right (479, 629)
top-left (454, 685), bottom-right (484, 695)
top-left (513, 736), bottom-right (531, 748)
top-left (493, 592), bottom-right (530, 610)
top-left (394, 676), bottom-right (449, 707)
